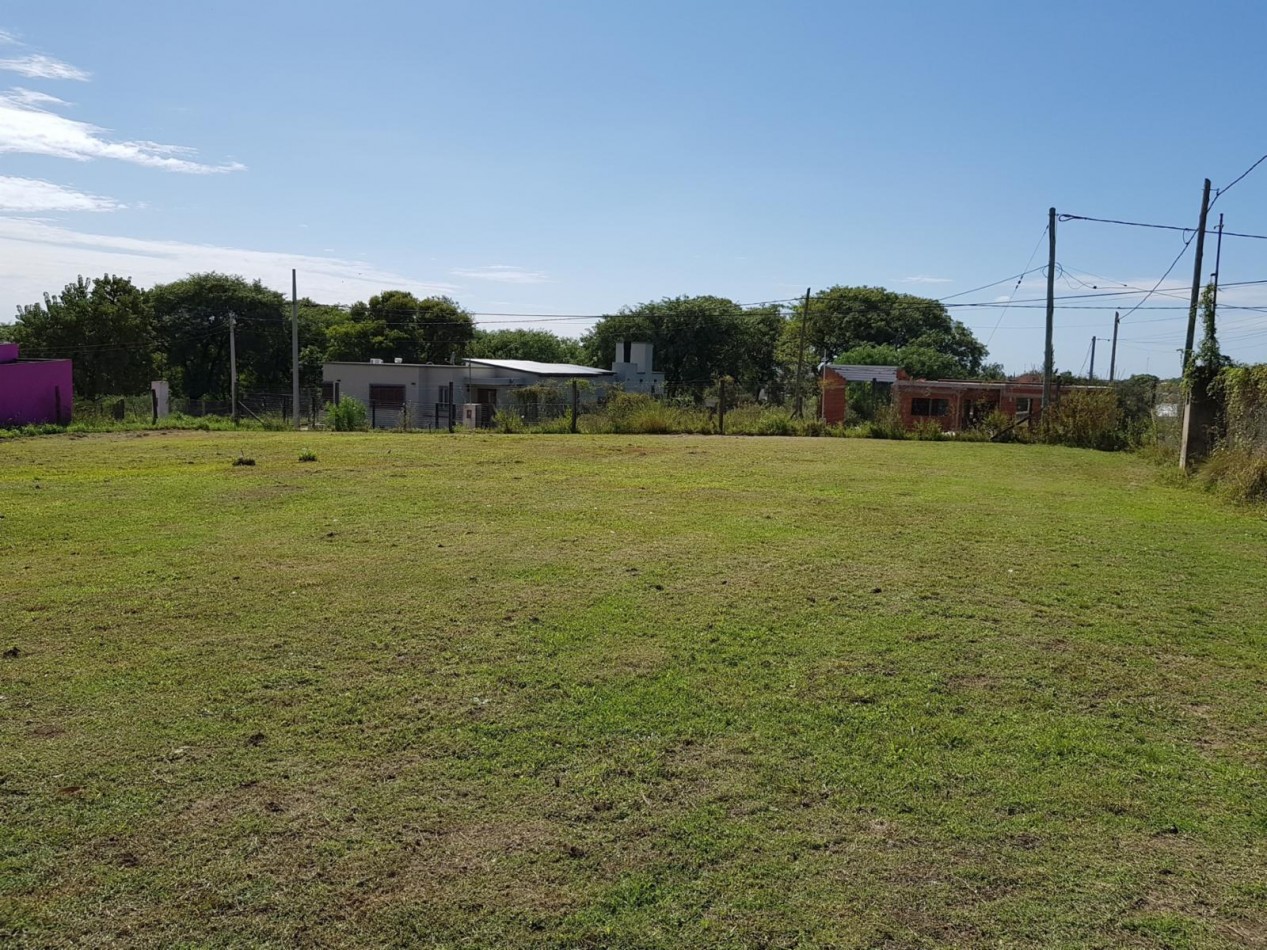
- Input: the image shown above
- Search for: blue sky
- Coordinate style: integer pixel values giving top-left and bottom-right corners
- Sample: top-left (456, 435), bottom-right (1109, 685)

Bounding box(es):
top-left (2, 0), bottom-right (1266, 376)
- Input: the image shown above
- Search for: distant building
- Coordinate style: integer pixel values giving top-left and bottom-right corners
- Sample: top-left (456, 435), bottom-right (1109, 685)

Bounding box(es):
top-left (821, 363), bottom-right (1106, 431)
top-left (611, 340), bottom-right (665, 394)
top-left (0, 343), bottom-right (73, 426)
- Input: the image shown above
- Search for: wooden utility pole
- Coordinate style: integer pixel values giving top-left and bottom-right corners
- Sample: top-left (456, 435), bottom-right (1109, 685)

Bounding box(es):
top-left (794, 287), bottom-right (811, 418)
top-left (228, 310), bottom-right (239, 425)
top-left (291, 269), bottom-right (300, 429)
top-left (1109, 311), bottom-right (1120, 382)
top-left (1042, 208), bottom-right (1056, 417)
top-left (1182, 178), bottom-right (1212, 372)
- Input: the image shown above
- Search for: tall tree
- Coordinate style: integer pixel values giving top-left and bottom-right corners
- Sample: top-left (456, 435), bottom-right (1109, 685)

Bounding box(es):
top-left (325, 291), bottom-right (474, 364)
top-left (793, 286), bottom-right (987, 374)
top-left (150, 273), bottom-right (288, 398)
top-left (582, 296), bottom-right (782, 398)
top-left (10, 275), bottom-right (155, 398)
top-left (468, 328), bottom-right (585, 363)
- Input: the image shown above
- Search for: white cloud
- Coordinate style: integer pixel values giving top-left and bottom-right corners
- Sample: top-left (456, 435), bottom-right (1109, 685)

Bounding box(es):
top-left (0, 218), bottom-right (459, 315)
top-left (452, 264), bottom-right (550, 284)
top-left (0, 53), bottom-right (89, 81)
top-left (902, 275), bottom-right (953, 285)
top-left (8, 86), bottom-right (67, 107)
top-left (0, 90), bottom-right (243, 173)
top-left (0, 31), bottom-right (18, 46)
top-left (0, 176), bottom-right (122, 212)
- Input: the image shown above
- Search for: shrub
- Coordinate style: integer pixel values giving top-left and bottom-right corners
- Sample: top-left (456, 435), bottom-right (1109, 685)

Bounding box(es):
top-left (494, 409), bottom-right (526, 433)
top-left (1197, 446), bottom-right (1267, 503)
top-left (912, 420), bottom-right (945, 441)
top-left (325, 398), bottom-right (367, 432)
top-left (865, 405), bottom-right (908, 440)
top-left (1040, 389), bottom-right (1122, 450)
top-left (298, 449), bottom-right (318, 462)
top-left (233, 455), bottom-right (256, 467)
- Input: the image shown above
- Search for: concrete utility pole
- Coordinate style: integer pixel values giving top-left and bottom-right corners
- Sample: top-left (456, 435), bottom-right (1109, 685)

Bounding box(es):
top-left (292, 269), bottom-right (301, 429)
top-left (794, 287), bottom-right (811, 418)
top-left (1109, 311), bottom-right (1120, 382)
top-left (1042, 208), bottom-right (1056, 416)
top-left (1089, 335), bottom-right (1098, 381)
top-left (1210, 213), bottom-right (1225, 322)
top-left (1182, 178), bottom-right (1212, 372)
top-left (229, 310), bottom-right (238, 425)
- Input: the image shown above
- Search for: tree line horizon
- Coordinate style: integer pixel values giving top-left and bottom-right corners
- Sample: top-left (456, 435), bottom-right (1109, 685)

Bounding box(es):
top-left (2, 271), bottom-right (1010, 402)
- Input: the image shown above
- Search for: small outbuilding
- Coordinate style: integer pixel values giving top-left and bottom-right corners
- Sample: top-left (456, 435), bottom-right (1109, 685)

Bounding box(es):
top-left (0, 343), bottom-right (73, 426)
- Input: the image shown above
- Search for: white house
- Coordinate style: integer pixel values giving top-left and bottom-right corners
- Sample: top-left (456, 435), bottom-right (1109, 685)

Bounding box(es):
top-left (322, 341), bottom-right (664, 428)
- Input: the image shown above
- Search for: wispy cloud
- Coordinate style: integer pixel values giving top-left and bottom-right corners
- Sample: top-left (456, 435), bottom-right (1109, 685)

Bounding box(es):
top-left (0, 53), bottom-right (89, 81)
top-left (0, 90), bottom-right (244, 173)
top-left (902, 275), bottom-right (953, 285)
top-left (0, 31), bottom-right (18, 46)
top-left (0, 176), bottom-right (122, 212)
top-left (0, 218), bottom-right (458, 315)
top-left (452, 264), bottom-right (550, 284)
top-left (8, 86), bottom-right (67, 107)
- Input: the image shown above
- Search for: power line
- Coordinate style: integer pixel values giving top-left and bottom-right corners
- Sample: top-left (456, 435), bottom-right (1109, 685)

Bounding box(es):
top-left (936, 264), bottom-right (1049, 302)
top-left (1211, 152), bottom-right (1267, 206)
top-left (984, 226), bottom-right (1049, 347)
top-left (1058, 212), bottom-right (1267, 241)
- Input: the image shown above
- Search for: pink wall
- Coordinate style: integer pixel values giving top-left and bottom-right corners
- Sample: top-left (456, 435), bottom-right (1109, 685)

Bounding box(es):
top-left (0, 347), bottom-right (73, 425)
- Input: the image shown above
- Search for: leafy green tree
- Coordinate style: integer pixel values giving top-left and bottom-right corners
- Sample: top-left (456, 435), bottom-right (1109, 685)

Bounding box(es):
top-left (326, 291), bottom-right (474, 365)
top-left (793, 286), bottom-right (987, 374)
top-left (468, 328), bottom-right (585, 363)
top-left (582, 296), bottom-right (782, 398)
top-left (150, 273), bottom-right (288, 398)
top-left (831, 343), bottom-right (967, 380)
top-left (10, 275), bottom-right (155, 398)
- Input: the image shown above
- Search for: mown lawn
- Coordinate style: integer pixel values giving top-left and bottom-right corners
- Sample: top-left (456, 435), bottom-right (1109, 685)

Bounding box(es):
top-left (1, 431), bottom-right (1264, 948)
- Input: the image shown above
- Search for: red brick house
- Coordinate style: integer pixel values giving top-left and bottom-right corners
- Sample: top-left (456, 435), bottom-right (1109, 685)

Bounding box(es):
top-left (821, 365), bottom-right (1100, 432)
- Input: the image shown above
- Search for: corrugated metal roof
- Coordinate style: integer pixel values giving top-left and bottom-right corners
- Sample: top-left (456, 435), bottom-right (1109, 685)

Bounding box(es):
top-left (826, 364), bottom-right (900, 383)
top-left (465, 358), bottom-right (614, 377)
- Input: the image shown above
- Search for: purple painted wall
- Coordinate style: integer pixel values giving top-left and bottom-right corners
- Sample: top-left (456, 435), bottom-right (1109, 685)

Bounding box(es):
top-left (0, 343), bottom-right (73, 425)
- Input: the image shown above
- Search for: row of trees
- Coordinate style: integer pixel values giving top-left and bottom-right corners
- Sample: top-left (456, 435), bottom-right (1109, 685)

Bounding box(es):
top-left (2, 273), bottom-right (997, 401)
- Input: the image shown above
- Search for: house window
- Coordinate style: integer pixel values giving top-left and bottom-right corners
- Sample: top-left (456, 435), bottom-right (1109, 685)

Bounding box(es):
top-left (321, 382), bottom-right (336, 406)
top-left (1016, 397), bottom-right (1032, 413)
top-left (911, 397), bottom-right (949, 417)
top-left (438, 385), bottom-right (450, 405)
top-left (368, 384), bottom-right (406, 409)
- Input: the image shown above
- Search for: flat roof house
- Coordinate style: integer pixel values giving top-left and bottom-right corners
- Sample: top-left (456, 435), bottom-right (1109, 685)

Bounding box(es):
top-left (321, 357), bottom-right (615, 428)
top-left (0, 343), bottom-right (73, 426)
top-left (822, 364), bottom-right (1106, 432)
top-left (323, 341), bottom-right (661, 428)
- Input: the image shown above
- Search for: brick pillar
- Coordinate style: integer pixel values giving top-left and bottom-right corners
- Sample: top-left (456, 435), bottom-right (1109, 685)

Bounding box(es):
top-left (822, 371), bottom-right (847, 425)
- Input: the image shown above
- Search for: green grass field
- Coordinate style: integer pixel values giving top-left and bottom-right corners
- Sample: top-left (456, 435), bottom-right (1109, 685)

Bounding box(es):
top-left (2, 432), bottom-right (1264, 948)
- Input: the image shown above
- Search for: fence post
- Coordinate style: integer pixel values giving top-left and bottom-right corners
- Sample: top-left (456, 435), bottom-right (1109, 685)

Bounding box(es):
top-left (448, 382), bottom-right (455, 433)
top-left (570, 380), bottom-right (579, 434)
top-left (718, 377), bottom-right (726, 435)
top-left (54, 386), bottom-right (62, 426)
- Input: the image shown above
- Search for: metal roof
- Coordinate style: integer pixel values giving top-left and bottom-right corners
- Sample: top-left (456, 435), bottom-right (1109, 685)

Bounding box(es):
top-left (464, 358), bottom-right (614, 377)
top-left (825, 364), bottom-right (900, 384)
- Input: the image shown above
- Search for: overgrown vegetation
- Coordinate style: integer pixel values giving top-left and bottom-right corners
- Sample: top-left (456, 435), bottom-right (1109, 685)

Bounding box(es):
top-left (2, 432), bottom-right (1264, 946)
top-left (1196, 364), bottom-right (1267, 503)
top-left (324, 397), bottom-right (367, 432)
